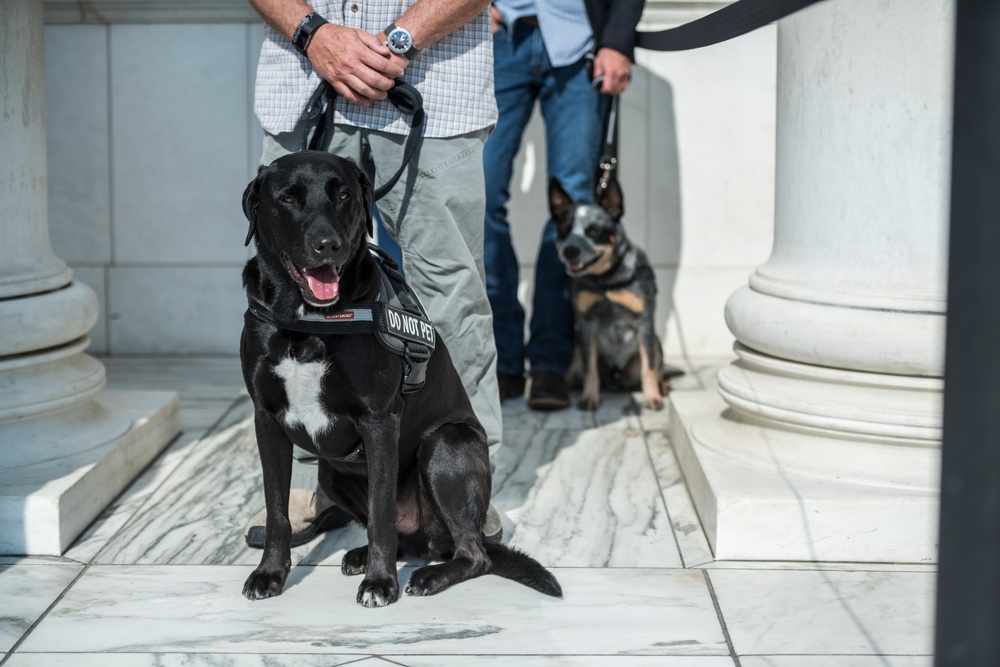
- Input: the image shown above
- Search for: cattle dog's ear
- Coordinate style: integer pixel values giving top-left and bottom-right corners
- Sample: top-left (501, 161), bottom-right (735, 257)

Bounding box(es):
top-left (549, 177), bottom-right (574, 221)
top-left (242, 164), bottom-right (267, 246)
top-left (348, 159), bottom-right (375, 239)
top-left (597, 173), bottom-right (624, 222)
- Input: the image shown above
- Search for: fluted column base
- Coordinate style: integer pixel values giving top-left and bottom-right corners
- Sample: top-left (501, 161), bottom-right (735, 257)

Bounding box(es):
top-left (669, 364), bottom-right (941, 563)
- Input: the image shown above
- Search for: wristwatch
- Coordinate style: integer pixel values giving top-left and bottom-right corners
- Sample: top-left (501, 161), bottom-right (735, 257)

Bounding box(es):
top-left (384, 23), bottom-right (419, 59)
top-left (293, 12), bottom-right (328, 56)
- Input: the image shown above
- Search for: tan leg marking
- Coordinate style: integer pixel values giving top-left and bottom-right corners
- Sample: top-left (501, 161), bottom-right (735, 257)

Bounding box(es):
top-left (639, 344), bottom-right (664, 411)
top-left (579, 339), bottom-right (601, 411)
top-left (574, 290), bottom-right (603, 315)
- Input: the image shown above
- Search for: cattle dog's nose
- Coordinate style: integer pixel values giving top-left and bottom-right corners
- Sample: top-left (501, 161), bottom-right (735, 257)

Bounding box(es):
top-left (562, 245), bottom-right (581, 262)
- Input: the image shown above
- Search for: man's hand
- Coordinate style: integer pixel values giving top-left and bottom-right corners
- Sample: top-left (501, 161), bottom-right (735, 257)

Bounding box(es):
top-left (592, 47), bottom-right (631, 96)
top-left (307, 24), bottom-right (407, 107)
top-left (489, 4), bottom-right (504, 33)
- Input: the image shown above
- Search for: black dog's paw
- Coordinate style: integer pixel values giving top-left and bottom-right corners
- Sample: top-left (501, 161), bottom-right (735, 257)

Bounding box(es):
top-left (356, 575), bottom-right (399, 608)
top-left (242, 567), bottom-right (287, 600)
top-left (341, 546), bottom-right (368, 576)
top-left (405, 565), bottom-right (451, 597)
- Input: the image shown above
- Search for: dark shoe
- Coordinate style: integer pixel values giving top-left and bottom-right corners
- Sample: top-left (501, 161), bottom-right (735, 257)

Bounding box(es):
top-left (497, 371), bottom-right (526, 401)
top-left (527, 371), bottom-right (570, 411)
top-left (663, 363), bottom-right (686, 379)
top-left (245, 490), bottom-right (351, 549)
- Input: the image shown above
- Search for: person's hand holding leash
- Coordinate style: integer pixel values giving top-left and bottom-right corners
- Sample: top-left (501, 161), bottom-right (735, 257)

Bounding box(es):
top-left (591, 47), bottom-right (631, 96)
top-left (489, 4), bottom-right (504, 33)
top-left (306, 24), bottom-right (406, 107)
top-left (249, 0), bottom-right (406, 107)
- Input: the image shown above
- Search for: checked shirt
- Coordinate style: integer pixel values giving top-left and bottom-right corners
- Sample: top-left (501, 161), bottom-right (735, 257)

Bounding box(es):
top-left (254, 1), bottom-right (497, 139)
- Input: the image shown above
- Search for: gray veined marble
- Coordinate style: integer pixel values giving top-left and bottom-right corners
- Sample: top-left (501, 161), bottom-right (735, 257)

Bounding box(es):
top-left (93, 389), bottom-right (683, 570)
top-left (494, 428), bottom-right (683, 568)
top-left (18, 565), bottom-right (726, 656)
top-left (708, 569), bottom-right (936, 657)
top-left (95, 409), bottom-right (265, 566)
top-left (3, 654), bottom-right (382, 667)
top-left (0, 563), bottom-right (84, 653)
top-left (0, 357), bottom-right (938, 663)
top-left (64, 430), bottom-right (207, 564)
top-left (646, 431), bottom-right (715, 568)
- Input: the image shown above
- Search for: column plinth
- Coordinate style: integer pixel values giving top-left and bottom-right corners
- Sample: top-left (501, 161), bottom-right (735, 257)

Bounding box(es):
top-left (0, 0), bottom-right (179, 555)
top-left (670, 0), bottom-right (951, 562)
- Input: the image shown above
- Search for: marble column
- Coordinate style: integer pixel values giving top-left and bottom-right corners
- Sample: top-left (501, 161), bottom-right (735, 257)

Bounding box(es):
top-left (669, 0), bottom-right (952, 562)
top-left (0, 0), bottom-right (179, 555)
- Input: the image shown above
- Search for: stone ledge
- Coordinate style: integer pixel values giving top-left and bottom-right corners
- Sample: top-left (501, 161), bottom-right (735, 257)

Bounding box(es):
top-left (0, 389), bottom-right (180, 555)
top-left (669, 386), bottom-right (941, 563)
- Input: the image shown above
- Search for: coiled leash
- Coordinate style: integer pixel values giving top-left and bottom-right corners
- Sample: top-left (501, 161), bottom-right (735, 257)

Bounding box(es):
top-left (306, 79), bottom-right (425, 205)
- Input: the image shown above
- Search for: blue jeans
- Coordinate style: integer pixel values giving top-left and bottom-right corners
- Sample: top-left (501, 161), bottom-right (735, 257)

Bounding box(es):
top-left (484, 22), bottom-right (603, 377)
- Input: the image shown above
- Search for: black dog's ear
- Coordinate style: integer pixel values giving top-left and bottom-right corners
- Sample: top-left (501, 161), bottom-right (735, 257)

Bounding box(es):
top-left (597, 173), bottom-right (624, 221)
top-left (549, 177), bottom-right (574, 221)
top-left (349, 159), bottom-right (375, 239)
top-left (242, 165), bottom-right (266, 246)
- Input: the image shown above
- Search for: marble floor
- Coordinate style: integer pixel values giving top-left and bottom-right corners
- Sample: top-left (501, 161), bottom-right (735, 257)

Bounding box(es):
top-left (0, 358), bottom-right (936, 666)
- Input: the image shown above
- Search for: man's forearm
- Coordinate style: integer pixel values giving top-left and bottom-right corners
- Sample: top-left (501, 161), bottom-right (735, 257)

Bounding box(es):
top-left (251, 0), bottom-right (490, 49)
top-left (396, 0), bottom-right (493, 50)
top-left (250, 0), bottom-right (314, 40)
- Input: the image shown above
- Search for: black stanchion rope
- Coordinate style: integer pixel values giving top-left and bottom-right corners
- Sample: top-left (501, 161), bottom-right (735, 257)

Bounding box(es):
top-left (635, 0), bottom-right (827, 52)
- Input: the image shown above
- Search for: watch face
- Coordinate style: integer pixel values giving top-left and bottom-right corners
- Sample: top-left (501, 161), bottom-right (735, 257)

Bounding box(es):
top-left (387, 28), bottom-right (412, 54)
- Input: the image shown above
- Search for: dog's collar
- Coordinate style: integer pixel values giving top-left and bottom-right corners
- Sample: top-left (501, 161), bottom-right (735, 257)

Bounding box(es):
top-left (247, 245), bottom-right (436, 394)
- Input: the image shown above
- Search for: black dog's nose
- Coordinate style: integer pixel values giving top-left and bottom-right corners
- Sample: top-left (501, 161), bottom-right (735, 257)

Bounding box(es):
top-left (562, 246), bottom-right (581, 261)
top-left (311, 236), bottom-right (341, 255)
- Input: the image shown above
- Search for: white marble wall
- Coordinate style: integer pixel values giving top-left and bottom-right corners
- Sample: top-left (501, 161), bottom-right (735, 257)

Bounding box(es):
top-left (43, 1), bottom-right (774, 359)
top-left (43, 18), bottom-right (264, 355)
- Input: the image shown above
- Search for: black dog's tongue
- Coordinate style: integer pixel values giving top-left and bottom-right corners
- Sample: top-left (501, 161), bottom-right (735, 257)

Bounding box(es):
top-left (305, 264), bottom-right (340, 302)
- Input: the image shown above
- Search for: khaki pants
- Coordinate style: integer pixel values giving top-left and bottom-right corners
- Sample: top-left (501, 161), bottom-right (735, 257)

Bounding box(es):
top-left (261, 124), bottom-right (503, 463)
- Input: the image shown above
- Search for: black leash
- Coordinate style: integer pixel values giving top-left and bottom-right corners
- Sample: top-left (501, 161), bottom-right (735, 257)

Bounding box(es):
top-left (595, 0), bottom-right (829, 193)
top-left (635, 0), bottom-right (827, 51)
top-left (595, 94), bottom-right (620, 197)
top-left (587, 58), bottom-right (621, 198)
top-left (307, 80), bottom-right (425, 202)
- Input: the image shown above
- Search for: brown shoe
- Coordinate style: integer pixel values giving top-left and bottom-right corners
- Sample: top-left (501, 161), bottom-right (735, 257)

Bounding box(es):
top-left (527, 371), bottom-right (570, 411)
top-left (497, 371), bottom-right (526, 401)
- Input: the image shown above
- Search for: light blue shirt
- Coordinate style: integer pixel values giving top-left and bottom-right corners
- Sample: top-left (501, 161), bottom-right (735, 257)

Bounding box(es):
top-left (494, 0), bottom-right (594, 68)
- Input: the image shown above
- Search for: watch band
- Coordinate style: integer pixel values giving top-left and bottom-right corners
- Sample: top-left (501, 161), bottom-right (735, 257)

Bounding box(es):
top-left (293, 12), bottom-right (328, 56)
top-left (385, 22), bottom-right (420, 59)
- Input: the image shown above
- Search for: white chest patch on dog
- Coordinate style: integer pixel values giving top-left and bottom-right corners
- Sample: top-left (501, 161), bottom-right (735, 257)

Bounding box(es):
top-left (273, 357), bottom-right (332, 439)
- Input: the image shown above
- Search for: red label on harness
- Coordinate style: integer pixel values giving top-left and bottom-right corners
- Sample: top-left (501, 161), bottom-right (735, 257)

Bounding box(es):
top-left (324, 312), bottom-right (355, 320)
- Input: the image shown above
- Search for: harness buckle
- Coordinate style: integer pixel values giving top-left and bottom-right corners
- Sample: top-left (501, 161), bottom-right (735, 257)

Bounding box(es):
top-left (401, 342), bottom-right (432, 394)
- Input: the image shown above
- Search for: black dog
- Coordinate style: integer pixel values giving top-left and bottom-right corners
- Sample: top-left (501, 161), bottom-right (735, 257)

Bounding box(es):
top-left (239, 151), bottom-right (561, 607)
top-left (550, 176), bottom-right (669, 411)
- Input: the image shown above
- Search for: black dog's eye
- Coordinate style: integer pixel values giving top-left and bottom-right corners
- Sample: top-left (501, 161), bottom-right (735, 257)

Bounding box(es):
top-left (339, 191), bottom-right (350, 202)
top-left (282, 196), bottom-right (294, 204)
